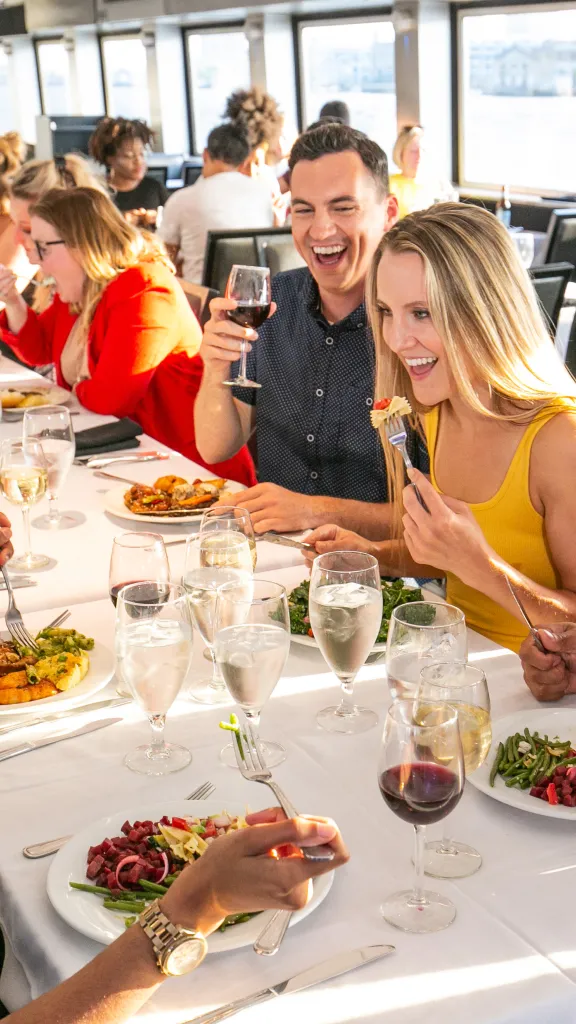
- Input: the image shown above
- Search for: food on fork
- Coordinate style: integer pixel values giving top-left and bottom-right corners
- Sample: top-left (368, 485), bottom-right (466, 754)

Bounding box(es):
top-left (124, 476), bottom-right (227, 516)
top-left (370, 395), bottom-right (412, 428)
top-left (0, 627), bottom-right (94, 704)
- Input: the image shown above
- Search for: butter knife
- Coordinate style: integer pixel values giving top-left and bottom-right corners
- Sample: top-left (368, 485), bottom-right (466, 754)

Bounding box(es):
top-left (0, 697), bottom-right (130, 738)
top-left (182, 945), bottom-right (395, 1024)
top-left (75, 452), bottom-right (170, 467)
top-left (0, 717), bottom-right (121, 762)
top-left (505, 576), bottom-right (546, 652)
top-left (258, 531), bottom-right (315, 552)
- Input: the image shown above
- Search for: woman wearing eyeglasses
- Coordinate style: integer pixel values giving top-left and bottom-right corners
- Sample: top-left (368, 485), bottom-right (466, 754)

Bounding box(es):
top-left (0, 186), bottom-right (257, 486)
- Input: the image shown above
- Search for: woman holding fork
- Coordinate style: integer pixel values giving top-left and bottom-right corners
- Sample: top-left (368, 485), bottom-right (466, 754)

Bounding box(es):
top-left (305, 202), bottom-right (576, 654)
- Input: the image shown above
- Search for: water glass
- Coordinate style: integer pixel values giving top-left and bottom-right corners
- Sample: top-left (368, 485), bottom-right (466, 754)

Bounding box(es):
top-left (0, 438), bottom-right (49, 570)
top-left (22, 405), bottom-right (77, 529)
top-left (386, 602), bottom-right (467, 702)
top-left (199, 505), bottom-right (256, 571)
top-left (116, 581), bottom-right (193, 775)
top-left (222, 265), bottom-right (271, 389)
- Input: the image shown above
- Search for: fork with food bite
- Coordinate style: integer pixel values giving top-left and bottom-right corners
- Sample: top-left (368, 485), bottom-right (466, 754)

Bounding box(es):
top-left (1, 566), bottom-right (40, 652)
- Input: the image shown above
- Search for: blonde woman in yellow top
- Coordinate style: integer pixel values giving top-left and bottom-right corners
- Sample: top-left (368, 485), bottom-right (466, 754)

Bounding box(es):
top-left (305, 203), bottom-right (576, 654)
top-left (389, 125), bottom-right (455, 219)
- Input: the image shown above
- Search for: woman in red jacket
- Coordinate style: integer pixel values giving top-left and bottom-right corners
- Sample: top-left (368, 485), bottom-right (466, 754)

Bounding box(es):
top-left (0, 187), bottom-right (256, 486)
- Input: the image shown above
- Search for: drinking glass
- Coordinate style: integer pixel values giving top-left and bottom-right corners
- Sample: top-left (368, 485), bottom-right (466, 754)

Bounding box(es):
top-left (512, 231), bottom-right (535, 269)
top-left (222, 265), bottom-right (271, 389)
top-left (0, 439), bottom-right (49, 570)
top-left (214, 579), bottom-right (290, 768)
top-left (386, 602), bottom-right (467, 702)
top-left (109, 532), bottom-right (170, 606)
top-left (309, 551), bottom-right (382, 734)
top-left (116, 582), bottom-right (193, 775)
top-left (22, 406), bottom-right (77, 529)
top-left (182, 533), bottom-right (251, 705)
top-left (378, 699), bottom-right (464, 933)
top-left (418, 661), bottom-right (491, 878)
top-left (199, 506), bottom-right (256, 571)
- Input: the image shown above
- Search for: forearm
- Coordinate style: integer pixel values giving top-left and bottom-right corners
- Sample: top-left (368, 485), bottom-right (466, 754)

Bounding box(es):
top-left (466, 553), bottom-right (576, 625)
top-left (307, 497), bottom-right (393, 539)
top-left (4, 296), bottom-right (29, 335)
top-left (195, 373), bottom-right (249, 463)
top-left (373, 538), bottom-right (443, 578)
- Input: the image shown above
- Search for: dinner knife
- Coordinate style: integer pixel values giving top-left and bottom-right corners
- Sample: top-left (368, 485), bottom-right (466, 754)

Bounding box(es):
top-left (182, 945), bottom-right (395, 1024)
top-left (258, 531), bottom-right (315, 552)
top-left (0, 697), bottom-right (130, 738)
top-left (505, 576), bottom-right (546, 652)
top-left (75, 452), bottom-right (170, 467)
top-left (0, 717), bottom-right (121, 762)
top-left (0, 579), bottom-right (37, 590)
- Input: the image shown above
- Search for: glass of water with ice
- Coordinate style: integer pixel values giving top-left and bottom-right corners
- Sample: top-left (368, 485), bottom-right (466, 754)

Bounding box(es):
top-left (309, 552), bottom-right (383, 734)
top-left (22, 405), bottom-right (78, 529)
top-left (214, 579), bottom-right (290, 767)
top-left (386, 602), bottom-right (467, 703)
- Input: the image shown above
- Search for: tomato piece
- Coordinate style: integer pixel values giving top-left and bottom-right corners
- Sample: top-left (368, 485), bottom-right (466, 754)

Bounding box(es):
top-left (171, 817), bottom-right (189, 831)
top-left (547, 783), bottom-right (559, 805)
top-left (373, 398), bottom-right (392, 410)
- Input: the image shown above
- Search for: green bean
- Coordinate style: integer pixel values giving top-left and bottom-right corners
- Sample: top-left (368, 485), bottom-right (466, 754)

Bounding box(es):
top-left (540, 752), bottom-right (551, 776)
top-left (164, 874), bottom-right (179, 886)
top-left (139, 880), bottom-right (169, 895)
top-left (506, 736), bottom-right (514, 762)
top-left (490, 744), bottom-right (504, 786)
top-left (511, 735), bottom-right (520, 760)
top-left (103, 900), bottom-right (147, 913)
top-left (524, 728), bottom-right (536, 752)
top-left (70, 882), bottom-right (112, 896)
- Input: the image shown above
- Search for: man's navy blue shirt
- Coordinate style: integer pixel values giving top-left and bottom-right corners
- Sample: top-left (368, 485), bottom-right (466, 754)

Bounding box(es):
top-left (232, 267), bottom-right (428, 501)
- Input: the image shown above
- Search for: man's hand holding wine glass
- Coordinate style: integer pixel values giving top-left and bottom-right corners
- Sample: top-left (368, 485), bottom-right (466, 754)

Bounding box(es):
top-left (200, 294), bottom-right (277, 383)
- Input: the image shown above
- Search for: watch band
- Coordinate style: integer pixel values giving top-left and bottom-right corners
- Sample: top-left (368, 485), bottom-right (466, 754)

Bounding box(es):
top-left (139, 897), bottom-right (203, 974)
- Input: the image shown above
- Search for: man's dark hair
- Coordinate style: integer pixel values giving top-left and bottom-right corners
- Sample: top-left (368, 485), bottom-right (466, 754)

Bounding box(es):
top-left (206, 123), bottom-right (250, 167)
top-left (289, 122), bottom-right (389, 195)
top-left (319, 100), bottom-right (351, 126)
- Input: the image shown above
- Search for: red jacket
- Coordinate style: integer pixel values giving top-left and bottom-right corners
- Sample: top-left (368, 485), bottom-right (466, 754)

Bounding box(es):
top-left (0, 262), bottom-right (257, 487)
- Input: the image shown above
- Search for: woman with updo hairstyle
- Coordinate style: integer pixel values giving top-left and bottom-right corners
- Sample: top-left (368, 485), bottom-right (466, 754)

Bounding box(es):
top-left (224, 88), bottom-right (287, 218)
top-left (89, 117), bottom-right (168, 228)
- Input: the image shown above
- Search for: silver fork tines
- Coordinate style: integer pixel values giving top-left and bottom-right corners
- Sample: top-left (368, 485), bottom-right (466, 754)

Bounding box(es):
top-left (1, 566), bottom-right (40, 651)
top-left (186, 780), bottom-right (216, 801)
top-left (382, 414), bottom-right (429, 512)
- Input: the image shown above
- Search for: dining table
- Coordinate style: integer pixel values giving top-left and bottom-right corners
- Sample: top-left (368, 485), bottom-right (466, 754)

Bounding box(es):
top-left (1, 356), bottom-right (576, 1023)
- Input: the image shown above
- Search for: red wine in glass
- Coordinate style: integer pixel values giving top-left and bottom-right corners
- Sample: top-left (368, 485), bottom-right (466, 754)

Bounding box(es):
top-left (379, 763), bottom-right (462, 826)
top-left (227, 303), bottom-right (271, 330)
top-left (223, 265), bottom-right (271, 389)
top-left (111, 581), bottom-right (171, 616)
top-left (110, 580), bottom-right (144, 607)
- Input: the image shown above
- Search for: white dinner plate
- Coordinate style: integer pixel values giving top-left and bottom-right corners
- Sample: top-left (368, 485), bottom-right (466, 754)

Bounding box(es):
top-left (47, 801), bottom-right (334, 952)
top-left (2, 384), bottom-right (72, 420)
top-left (469, 708), bottom-right (576, 819)
top-left (290, 632), bottom-right (387, 654)
top-left (0, 640), bottom-right (115, 716)
top-left (103, 482), bottom-right (245, 525)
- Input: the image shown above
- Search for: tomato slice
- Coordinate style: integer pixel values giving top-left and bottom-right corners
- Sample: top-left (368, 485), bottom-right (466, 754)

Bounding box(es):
top-left (171, 817), bottom-right (189, 831)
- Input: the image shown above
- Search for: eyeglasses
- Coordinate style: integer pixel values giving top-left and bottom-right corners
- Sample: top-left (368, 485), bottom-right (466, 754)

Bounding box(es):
top-left (33, 239), bottom-right (65, 261)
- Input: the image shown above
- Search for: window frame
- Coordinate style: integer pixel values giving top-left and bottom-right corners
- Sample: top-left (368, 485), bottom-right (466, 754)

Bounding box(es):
top-left (35, 36), bottom-right (72, 116)
top-left (455, 0), bottom-right (576, 196)
top-left (99, 31), bottom-right (150, 121)
top-left (182, 22), bottom-right (249, 155)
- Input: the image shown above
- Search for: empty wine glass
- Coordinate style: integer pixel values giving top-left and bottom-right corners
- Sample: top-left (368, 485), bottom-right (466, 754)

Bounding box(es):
top-left (222, 265), bottom-right (271, 389)
top-left (214, 579), bottom-right (290, 768)
top-left (418, 661), bottom-right (491, 878)
top-left (386, 602), bottom-right (467, 702)
top-left (309, 551), bottom-right (382, 734)
top-left (0, 438), bottom-right (49, 570)
top-left (116, 582), bottom-right (193, 775)
top-left (378, 700), bottom-right (464, 933)
top-left (199, 505), bottom-right (256, 571)
top-left (22, 406), bottom-right (77, 529)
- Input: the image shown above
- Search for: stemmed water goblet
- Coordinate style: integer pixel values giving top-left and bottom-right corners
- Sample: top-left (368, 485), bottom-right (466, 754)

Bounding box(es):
top-left (22, 406), bottom-right (77, 529)
top-left (386, 602), bottom-right (467, 702)
top-left (199, 506), bottom-right (256, 572)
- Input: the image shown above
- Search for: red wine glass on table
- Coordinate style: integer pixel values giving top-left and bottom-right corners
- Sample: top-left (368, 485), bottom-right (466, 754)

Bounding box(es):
top-left (377, 700), bottom-right (464, 933)
top-left (222, 264), bottom-right (271, 389)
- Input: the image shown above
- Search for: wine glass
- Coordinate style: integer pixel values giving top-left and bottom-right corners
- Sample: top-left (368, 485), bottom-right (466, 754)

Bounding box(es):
top-left (22, 406), bottom-right (77, 529)
top-left (222, 265), bottom-right (271, 389)
top-left (0, 439), bottom-right (49, 570)
top-left (116, 581), bottom-right (193, 775)
top-left (418, 661), bottom-right (491, 878)
top-left (386, 602), bottom-right (467, 702)
top-left (214, 579), bottom-right (290, 768)
top-left (378, 699), bottom-right (464, 933)
top-left (199, 506), bottom-right (256, 572)
top-left (309, 551), bottom-right (382, 734)
top-left (182, 533), bottom-right (251, 705)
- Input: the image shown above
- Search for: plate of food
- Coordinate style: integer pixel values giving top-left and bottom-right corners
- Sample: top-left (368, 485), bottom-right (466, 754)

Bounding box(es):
top-left (0, 384), bottom-right (72, 419)
top-left (103, 475), bottom-right (245, 525)
top-left (288, 577), bottom-right (430, 654)
top-left (469, 708), bottom-right (576, 819)
top-left (47, 801), bottom-right (333, 951)
top-left (0, 626), bottom-right (114, 715)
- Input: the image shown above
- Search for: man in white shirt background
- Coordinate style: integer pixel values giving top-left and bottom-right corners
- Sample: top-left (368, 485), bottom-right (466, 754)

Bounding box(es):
top-left (159, 123), bottom-right (275, 283)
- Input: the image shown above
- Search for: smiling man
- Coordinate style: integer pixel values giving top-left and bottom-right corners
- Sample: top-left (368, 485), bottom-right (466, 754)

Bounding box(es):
top-left (194, 122), bottom-right (427, 536)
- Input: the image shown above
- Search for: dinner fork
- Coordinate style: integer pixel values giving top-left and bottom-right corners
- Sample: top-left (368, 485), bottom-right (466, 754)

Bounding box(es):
top-left (381, 413), bottom-right (429, 512)
top-left (1, 565), bottom-right (40, 652)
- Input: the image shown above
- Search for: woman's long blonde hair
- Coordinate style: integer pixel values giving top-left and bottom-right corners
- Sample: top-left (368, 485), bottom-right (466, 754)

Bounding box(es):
top-left (368, 201), bottom-right (576, 527)
top-left (11, 154), bottom-right (106, 203)
top-left (30, 187), bottom-right (172, 335)
top-left (392, 125), bottom-right (423, 175)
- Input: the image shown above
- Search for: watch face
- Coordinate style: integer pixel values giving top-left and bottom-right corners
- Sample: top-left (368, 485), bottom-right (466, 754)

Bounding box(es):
top-left (165, 937), bottom-right (207, 976)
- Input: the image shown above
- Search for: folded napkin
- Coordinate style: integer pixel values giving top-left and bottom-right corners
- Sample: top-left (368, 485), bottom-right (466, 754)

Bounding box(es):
top-left (74, 417), bottom-right (142, 456)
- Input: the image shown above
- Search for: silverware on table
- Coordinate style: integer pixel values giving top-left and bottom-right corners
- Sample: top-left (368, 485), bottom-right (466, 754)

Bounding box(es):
top-left (182, 945), bottom-right (395, 1024)
top-left (233, 722), bottom-right (334, 863)
top-left (505, 576), bottom-right (546, 652)
top-left (381, 413), bottom-right (429, 511)
top-left (43, 609), bottom-right (71, 631)
top-left (258, 531), bottom-right (315, 552)
top-left (93, 470), bottom-right (146, 485)
top-left (253, 907), bottom-right (292, 956)
top-left (75, 452), bottom-right (169, 468)
top-left (0, 696), bottom-right (131, 739)
top-left (0, 578), bottom-right (38, 591)
top-left (1, 565), bottom-right (40, 650)
top-left (0, 717), bottom-right (121, 764)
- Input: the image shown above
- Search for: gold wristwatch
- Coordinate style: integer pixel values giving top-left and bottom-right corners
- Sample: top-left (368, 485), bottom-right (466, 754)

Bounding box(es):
top-left (139, 899), bottom-right (208, 976)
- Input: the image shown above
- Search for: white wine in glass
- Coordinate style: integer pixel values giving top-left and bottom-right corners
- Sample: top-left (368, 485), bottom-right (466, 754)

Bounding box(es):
top-left (0, 439), bottom-right (49, 570)
top-left (199, 505), bottom-right (256, 571)
top-left (22, 405), bottom-right (78, 529)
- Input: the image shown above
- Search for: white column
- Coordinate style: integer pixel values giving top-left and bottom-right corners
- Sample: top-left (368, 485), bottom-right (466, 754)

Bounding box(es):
top-left (141, 25), bottom-right (164, 151)
top-left (73, 28), bottom-right (105, 116)
top-left (5, 37), bottom-right (41, 145)
top-left (63, 33), bottom-right (81, 116)
top-left (154, 22), bottom-right (189, 155)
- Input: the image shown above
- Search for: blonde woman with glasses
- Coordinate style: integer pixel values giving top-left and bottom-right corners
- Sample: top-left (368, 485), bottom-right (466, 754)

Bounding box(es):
top-left (305, 202), bottom-right (576, 655)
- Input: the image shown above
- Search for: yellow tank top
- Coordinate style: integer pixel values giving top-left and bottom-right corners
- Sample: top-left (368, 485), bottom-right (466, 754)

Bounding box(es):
top-left (424, 402), bottom-right (571, 653)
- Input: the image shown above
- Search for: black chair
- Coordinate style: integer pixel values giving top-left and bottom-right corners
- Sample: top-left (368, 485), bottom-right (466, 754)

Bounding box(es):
top-left (529, 263), bottom-right (574, 336)
top-left (146, 165), bottom-right (168, 186)
top-left (541, 211), bottom-right (576, 279)
top-left (183, 159), bottom-right (204, 187)
top-left (202, 227), bottom-right (298, 294)
top-left (564, 308), bottom-right (576, 378)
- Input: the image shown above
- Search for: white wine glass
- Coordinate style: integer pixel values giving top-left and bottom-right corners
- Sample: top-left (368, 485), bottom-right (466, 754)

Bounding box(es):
top-left (214, 579), bottom-right (290, 768)
top-left (199, 506), bottom-right (256, 571)
top-left (22, 406), bottom-right (78, 529)
top-left (222, 265), bottom-right (271, 389)
top-left (0, 438), bottom-right (49, 570)
top-left (418, 661), bottom-right (491, 878)
top-left (386, 602), bottom-right (467, 702)
top-left (116, 581), bottom-right (193, 775)
top-left (309, 551), bottom-right (382, 734)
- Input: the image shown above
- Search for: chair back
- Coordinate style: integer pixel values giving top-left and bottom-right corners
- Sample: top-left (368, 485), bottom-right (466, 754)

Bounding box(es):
top-left (258, 234), bottom-right (306, 276)
top-left (178, 280), bottom-right (219, 327)
top-left (529, 262), bottom-right (574, 336)
top-left (183, 162), bottom-right (203, 187)
top-left (146, 165), bottom-right (168, 186)
top-left (202, 227), bottom-right (295, 293)
top-left (542, 211), bottom-right (576, 278)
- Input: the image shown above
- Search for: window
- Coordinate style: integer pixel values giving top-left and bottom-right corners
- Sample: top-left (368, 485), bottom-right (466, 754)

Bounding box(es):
top-left (102, 36), bottom-right (150, 122)
top-left (297, 17), bottom-right (396, 155)
top-left (459, 6), bottom-right (576, 193)
top-left (37, 40), bottom-right (72, 116)
top-left (187, 29), bottom-right (250, 152)
top-left (0, 48), bottom-right (13, 134)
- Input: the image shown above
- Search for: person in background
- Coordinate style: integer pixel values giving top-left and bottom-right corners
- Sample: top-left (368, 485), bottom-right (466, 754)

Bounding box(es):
top-left (195, 122), bottom-right (429, 536)
top-left (3, 132), bottom-right (28, 166)
top-left (319, 100), bottom-right (351, 126)
top-left (3, 808), bottom-right (348, 1024)
top-left (224, 88), bottom-right (287, 222)
top-left (159, 123), bottom-right (274, 284)
top-left (0, 135), bottom-right (24, 276)
top-left (0, 187), bottom-right (256, 487)
top-left (89, 117), bottom-right (168, 228)
top-left (389, 125), bottom-right (455, 220)
top-left (519, 625), bottom-right (576, 701)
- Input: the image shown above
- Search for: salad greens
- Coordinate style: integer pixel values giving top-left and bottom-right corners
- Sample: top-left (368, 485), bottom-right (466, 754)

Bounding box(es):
top-left (288, 577), bottom-right (432, 644)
